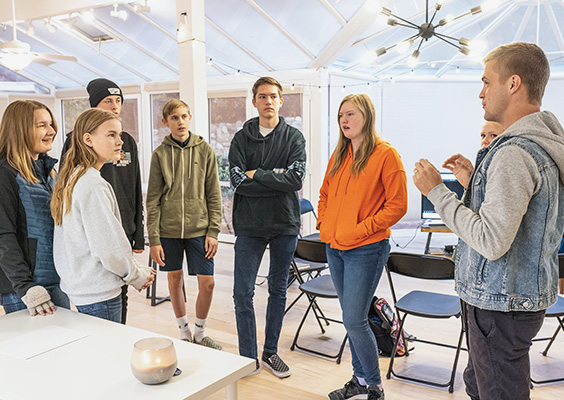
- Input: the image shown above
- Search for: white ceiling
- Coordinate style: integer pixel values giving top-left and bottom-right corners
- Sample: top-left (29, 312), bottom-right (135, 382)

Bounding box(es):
top-left (1, 0), bottom-right (563, 90)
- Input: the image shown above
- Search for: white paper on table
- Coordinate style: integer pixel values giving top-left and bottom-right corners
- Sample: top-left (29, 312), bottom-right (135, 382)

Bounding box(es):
top-left (0, 325), bottom-right (89, 360)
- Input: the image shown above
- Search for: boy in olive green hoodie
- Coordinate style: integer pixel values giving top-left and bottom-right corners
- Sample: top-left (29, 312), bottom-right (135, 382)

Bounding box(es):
top-left (147, 99), bottom-right (222, 350)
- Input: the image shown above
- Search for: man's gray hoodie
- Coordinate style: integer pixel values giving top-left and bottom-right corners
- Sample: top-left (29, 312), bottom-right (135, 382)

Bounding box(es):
top-left (428, 111), bottom-right (564, 260)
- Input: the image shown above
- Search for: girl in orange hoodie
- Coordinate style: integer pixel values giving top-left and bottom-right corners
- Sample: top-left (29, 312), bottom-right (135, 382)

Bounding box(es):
top-left (320, 94), bottom-right (407, 400)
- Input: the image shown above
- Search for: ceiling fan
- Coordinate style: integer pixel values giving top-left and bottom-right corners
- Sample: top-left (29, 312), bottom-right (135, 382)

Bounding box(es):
top-left (0, 0), bottom-right (77, 71)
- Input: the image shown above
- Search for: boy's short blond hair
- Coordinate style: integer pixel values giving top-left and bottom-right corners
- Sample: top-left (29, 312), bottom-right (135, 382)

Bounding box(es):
top-left (162, 99), bottom-right (191, 120)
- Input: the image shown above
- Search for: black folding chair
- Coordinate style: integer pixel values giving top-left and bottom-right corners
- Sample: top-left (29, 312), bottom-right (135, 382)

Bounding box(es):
top-left (285, 235), bottom-right (327, 314)
top-left (531, 254), bottom-right (564, 385)
top-left (385, 252), bottom-right (466, 393)
top-left (290, 274), bottom-right (348, 364)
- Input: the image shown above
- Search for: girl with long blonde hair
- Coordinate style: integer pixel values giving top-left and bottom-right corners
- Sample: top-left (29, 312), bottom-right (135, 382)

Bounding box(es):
top-left (52, 108), bottom-right (154, 322)
top-left (318, 94), bottom-right (408, 400)
top-left (0, 100), bottom-right (68, 316)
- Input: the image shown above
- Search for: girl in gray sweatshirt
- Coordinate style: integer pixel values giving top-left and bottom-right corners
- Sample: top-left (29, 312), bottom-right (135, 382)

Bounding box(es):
top-left (51, 109), bottom-right (154, 322)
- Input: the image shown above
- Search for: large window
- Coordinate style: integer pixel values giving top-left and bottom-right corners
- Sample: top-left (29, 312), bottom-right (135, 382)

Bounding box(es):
top-left (61, 98), bottom-right (139, 142)
top-left (61, 98), bottom-right (89, 136)
top-left (279, 93), bottom-right (303, 131)
top-left (150, 92), bottom-right (179, 150)
top-left (208, 96), bottom-right (246, 235)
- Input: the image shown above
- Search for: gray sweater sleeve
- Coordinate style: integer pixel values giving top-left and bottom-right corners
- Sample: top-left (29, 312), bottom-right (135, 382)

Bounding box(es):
top-left (77, 179), bottom-right (152, 290)
top-left (428, 146), bottom-right (540, 260)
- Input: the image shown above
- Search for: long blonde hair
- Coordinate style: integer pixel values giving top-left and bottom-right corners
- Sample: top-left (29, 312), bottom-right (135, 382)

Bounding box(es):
top-left (328, 94), bottom-right (379, 177)
top-left (51, 108), bottom-right (119, 225)
top-left (0, 100), bottom-right (58, 183)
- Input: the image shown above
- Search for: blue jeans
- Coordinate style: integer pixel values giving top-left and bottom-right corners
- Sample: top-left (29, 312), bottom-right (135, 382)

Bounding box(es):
top-left (233, 235), bottom-right (298, 360)
top-left (76, 295), bottom-right (122, 323)
top-left (326, 239), bottom-right (391, 386)
top-left (0, 284), bottom-right (70, 314)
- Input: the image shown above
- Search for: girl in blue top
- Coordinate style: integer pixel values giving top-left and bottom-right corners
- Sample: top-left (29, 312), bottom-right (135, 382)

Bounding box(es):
top-left (0, 100), bottom-right (69, 316)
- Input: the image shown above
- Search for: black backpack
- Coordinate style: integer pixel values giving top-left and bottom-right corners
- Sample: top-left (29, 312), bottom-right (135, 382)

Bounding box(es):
top-left (368, 296), bottom-right (408, 357)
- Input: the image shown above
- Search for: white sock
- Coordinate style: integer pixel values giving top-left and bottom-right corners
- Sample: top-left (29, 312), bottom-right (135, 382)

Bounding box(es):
top-left (193, 317), bottom-right (207, 342)
top-left (176, 316), bottom-right (192, 341)
top-left (357, 377), bottom-right (367, 386)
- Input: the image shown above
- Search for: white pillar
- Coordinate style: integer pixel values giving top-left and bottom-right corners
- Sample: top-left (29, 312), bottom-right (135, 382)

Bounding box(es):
top-left (176, 0), bottom-right (209, 140)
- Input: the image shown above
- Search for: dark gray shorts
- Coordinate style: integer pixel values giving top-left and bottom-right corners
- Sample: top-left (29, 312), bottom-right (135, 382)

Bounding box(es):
top-left (159, 236), bottom-right (214, 276)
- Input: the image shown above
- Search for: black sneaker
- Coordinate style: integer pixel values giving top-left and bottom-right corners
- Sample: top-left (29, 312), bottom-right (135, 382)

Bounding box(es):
top-left (328, 376), bottom-right (368, 400)
top-left (367, 385), bottom-right (385, 400)
top-left (261, 353), bottom-right (291, 378)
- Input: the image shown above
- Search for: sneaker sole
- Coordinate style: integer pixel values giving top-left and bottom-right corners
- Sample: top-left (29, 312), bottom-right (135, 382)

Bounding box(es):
top-left (328, 395), bottom-right (367, 400)
top-left (245, 368), bottom-right (260, 377)
top-left (197, 344), bottom-right (223, 351)
top-left (262, 361), bottom-right (291, 378)
top-left (193, 339), bottom-right (223, 351)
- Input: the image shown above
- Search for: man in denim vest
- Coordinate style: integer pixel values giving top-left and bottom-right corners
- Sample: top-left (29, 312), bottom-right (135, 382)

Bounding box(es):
top-left (413, 42), bottom-right (564, 400)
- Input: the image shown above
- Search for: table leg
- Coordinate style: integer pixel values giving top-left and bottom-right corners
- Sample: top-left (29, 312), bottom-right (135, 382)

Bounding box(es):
top-left (424, 232), bottom-right (432, 254)
top-left (226, 381), bottom-right (238, 400)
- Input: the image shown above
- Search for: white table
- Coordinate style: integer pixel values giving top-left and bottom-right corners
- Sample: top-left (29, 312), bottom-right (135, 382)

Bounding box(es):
top-left (0, 309), bottom-right (254, 400)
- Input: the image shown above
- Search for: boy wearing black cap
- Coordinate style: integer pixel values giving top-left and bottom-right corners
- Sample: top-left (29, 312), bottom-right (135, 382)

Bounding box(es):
top-left (60, 78), bottom-right (144, 324)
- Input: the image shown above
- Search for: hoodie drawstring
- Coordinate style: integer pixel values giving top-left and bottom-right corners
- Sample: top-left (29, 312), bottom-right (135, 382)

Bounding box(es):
top-left (171, 146), bottom-right (175, 182)
top-left (189, 147), bottom-right (192, 179)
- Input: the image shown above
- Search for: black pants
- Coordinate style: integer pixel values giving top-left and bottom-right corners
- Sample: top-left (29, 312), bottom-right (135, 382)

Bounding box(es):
top-left (120, 285), bottom-right (128, 324)
top-left (464, 304), bottom-right (545, 400)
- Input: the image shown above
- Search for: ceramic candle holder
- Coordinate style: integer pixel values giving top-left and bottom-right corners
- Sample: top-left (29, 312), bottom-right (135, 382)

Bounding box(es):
top-left (131, 337), bottom-right (178, 385)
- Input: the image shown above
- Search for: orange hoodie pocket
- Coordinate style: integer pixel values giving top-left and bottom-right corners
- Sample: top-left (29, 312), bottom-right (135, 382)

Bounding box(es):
top-left (334, 220), bottom-right (365, 245)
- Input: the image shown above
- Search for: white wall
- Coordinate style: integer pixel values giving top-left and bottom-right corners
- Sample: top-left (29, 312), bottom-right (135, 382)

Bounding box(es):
top-left (541, 78), bottom-right (564, 122)
top-left (380, 79), bottom-right (484, 221)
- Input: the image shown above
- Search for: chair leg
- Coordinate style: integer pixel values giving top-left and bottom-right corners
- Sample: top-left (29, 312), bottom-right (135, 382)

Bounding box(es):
top-left (447, 324), bottom-right (466, 393)
top-left (285, 288), bottom-right (331, 333)
top-left (284, 291), bottom-right (305, 315)
top-left (145, 260), bottom-right (181, 307)
top-left (386, 312), bottom-right (408, 379)
top-left (387, 312), bottom-right (465, 393)
top-left (291, 297), bottom-right (316, 351)
top-left (531, 317), bottom-right (564, 385)
top-left (291, 295), bottom-right (347, 363)
top-left (541, 319), bottom-right (562, 356)
top-left (145, 255), bottom-right (153, 299)
top-left (336, 333), bottom-right (349, 364)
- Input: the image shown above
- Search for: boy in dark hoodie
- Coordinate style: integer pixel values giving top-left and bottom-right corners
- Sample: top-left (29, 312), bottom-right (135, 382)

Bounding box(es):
top-left (229, 77), bottom-right (306, 378)
top-left (147, 99), bottom-right (222, 350)
top-left (60, 78), bottom-right (144, 324)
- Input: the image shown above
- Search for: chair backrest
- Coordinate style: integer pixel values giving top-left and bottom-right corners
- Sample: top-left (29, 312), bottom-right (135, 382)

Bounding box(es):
top-left (559, 254), bottom-right (564, 278)
top-left (298, 198), bottom-right (318, 239)
top-left (386, 252), bottom-right (455, 280)
top-left (299, 198), bottom-right (315, 215)
top-left (299, 198), bottom-right (319, 220)
top-left (295, 238), bottom-right (327, 264)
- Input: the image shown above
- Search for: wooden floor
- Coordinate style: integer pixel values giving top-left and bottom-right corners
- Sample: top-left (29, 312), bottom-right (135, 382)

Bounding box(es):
top-left (3, 228), bottom-right (564, 399)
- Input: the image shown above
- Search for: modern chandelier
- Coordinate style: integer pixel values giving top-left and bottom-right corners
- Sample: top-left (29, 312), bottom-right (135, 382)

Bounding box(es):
top-left (371, 0), bottom-right (498, 67)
